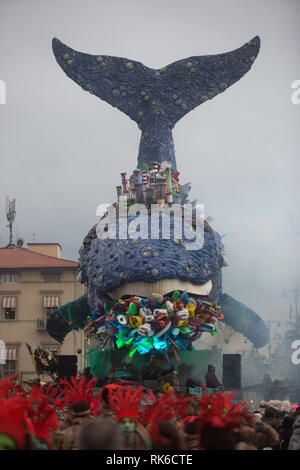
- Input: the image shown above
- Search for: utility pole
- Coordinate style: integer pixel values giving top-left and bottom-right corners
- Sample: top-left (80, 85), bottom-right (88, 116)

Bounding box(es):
top-left (5, 196), bottom-right (16, 248)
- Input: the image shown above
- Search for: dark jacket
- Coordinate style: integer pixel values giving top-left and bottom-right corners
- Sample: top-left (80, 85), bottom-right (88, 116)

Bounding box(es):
top-left (205, 366), bottom-right (221, 388)
top-left (288, 416), bottom-right (300, 450)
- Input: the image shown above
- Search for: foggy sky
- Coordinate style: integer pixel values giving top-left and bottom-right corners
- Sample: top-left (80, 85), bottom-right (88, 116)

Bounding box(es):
top-left (0, 0), bottom-right (300, 327)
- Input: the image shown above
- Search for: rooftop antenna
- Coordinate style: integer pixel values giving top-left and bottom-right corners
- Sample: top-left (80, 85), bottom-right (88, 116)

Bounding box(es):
top-left (30, 232), bottom-right (36, 242)
top-left (5, 196), bottom-right (16, 248)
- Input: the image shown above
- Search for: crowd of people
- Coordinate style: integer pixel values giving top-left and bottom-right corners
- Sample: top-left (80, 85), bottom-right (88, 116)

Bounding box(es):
top-left (0, 371), bottom-right (300, 451)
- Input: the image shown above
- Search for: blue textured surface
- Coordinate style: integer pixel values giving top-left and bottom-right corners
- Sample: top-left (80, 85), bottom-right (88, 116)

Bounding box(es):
top-left (52, 36), bottom-right (260, 172)
top-left (79, 213), bottom-right (225, 310)
top-left (220, 294), bottom-right (269, 348)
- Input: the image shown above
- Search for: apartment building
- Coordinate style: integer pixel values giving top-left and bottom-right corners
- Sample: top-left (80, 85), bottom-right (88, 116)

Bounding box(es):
top-left (0, 242), bottom-right (85, 381)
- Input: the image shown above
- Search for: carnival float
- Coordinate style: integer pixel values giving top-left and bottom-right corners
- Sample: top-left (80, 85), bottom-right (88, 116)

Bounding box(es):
top-left (45, 36), bottom-right (269, 382)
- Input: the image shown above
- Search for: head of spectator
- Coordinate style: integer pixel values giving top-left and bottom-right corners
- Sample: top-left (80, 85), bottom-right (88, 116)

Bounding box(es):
top-left (151, 421), bottom-right (187, 450)
top-left (78, 416), bottom-right (123, 450)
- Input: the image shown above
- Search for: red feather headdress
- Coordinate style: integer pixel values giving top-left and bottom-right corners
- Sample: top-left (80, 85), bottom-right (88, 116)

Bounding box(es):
top-left (108, 385), bottom-right (145, 422)
top-left (141, 391), bottom-right (191, 444)
top-left (0, 375), bottom-right (59, 447)
top-left (56, 376), bottom-right (101, 416)
top-left (195, 386), bottom-right (252, 449)
top-left (25, 385), bottom-right (59, 446)
top-left (0, 373), bottom-right (21, 399)
top-left (0, 395), bottom-right (33, 449)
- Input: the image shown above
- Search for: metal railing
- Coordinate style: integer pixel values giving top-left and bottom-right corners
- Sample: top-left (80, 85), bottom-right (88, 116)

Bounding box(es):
top-left (36, 318), bottom-right (47, 330)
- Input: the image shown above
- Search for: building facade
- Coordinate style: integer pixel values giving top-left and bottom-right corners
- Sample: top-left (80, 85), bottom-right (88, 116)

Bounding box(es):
top-left (0, 243), bottom-right (85, 381)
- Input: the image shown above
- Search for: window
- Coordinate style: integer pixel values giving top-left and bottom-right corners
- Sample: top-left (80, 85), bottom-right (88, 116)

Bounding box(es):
top-left (43, 296), bottom-right (59, 318)
top-left (2, 360), bottom-right (17, 378)
top-left (0, 347), bottom-right (17, 379)
top-left (1, 296), bottom-right (17, 320)
top-left (44, 307), bottom-right (57, 320)
top-left (43, 272), bottom-right (61, 283)
top-left (3, 308), bottom-right (15, 320)
top-left (2, 272), bottom-right (19, 284)
top-left (42, 296), bottom-right (59, 324)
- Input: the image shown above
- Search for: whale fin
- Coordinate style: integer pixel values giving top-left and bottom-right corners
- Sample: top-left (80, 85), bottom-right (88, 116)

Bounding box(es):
top-left (52, 36), bottom-right (260, 170)
top-left (46, 294), bottom-right (90, 343)
top-left (52, 36), bottom-right (260, 124)
top-left (52, 38), bottom-right (152, 123)
top-left (220, 293), bottom-right (269, 348)
top-left (159, 36), bottom-right (260, 126)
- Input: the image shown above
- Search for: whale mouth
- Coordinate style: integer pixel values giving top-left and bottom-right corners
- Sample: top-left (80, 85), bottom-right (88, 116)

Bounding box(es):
top-left (108, 278), bottom-right (212, 300)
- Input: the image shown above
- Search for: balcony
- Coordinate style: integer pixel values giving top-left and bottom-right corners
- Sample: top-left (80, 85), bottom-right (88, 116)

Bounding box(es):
top-left (37, 318), bottom-right (47, 331)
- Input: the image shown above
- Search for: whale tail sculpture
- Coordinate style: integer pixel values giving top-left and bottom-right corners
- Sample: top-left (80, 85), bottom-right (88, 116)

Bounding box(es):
top-left (52, 37), bottom-right (260, 172)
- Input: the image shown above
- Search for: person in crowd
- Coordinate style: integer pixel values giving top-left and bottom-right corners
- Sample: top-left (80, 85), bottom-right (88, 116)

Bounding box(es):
top-left (239, 414), bottom-right (280, 450)
top-left (182, 417), bottom-right (200, 450)
top-left (205, 365), bottom-right (223, 389)
top-left (279, 415), bottom-right (294, 450)
top-left (82, 367), bottom-right (94, 382)
top-left (56, 401), bottom-right (93, 450)
top-left (288, 415), bottom-right (300, 450)
top-left (108, 385), bottom-right (151, 450)
top-left (262, 406), bottom-right (282, 432)
top-left (99, 384), bottom-right (118, 421)
top-left (151, 421), bottom-right (187, 450)
top-left (78, 416), bottom-right (123, 450)
top-left (200, 424), bottom-right (241, 450)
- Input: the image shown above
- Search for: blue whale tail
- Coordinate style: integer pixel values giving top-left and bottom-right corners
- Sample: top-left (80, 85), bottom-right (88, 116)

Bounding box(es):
top-left (52, 37), bottom-right (260, 172)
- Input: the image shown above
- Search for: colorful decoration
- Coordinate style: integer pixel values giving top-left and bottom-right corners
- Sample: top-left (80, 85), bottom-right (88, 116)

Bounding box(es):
top-left (26, 343), bottom-right (59, 380)
top-left (83, 291), bottom-right (223, 359)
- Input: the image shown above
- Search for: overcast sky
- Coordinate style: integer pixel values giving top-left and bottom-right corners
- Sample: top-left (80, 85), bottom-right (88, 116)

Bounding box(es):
top-left (0, 0), bottom-right (300, 327)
